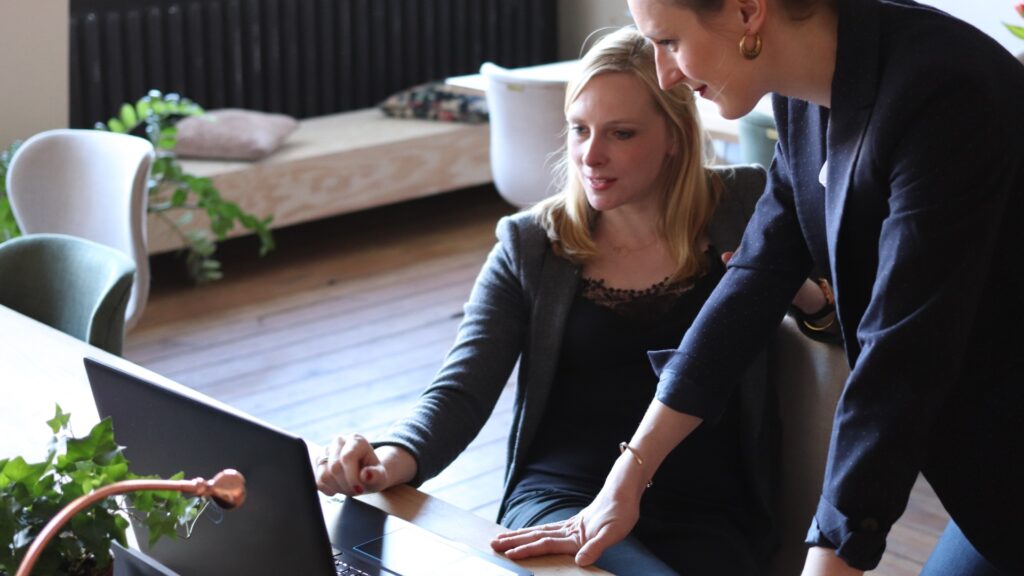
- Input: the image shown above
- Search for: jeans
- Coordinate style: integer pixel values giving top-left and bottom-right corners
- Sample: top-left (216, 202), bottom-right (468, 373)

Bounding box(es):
top-left (921, 521), bottom-right (1005, 576)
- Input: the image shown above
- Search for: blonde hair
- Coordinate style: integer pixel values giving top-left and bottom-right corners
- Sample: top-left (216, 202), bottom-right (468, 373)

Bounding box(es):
top-left (532, 26), bottom-right (720, 283)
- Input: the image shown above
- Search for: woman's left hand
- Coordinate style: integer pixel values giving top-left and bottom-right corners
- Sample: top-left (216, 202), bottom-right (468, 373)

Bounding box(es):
top-left (490, 456), bottom-right (646, 566)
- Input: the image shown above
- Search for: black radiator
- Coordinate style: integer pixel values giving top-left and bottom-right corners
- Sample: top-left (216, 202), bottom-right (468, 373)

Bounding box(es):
top-left (69, 0), bottom-right (557, 128)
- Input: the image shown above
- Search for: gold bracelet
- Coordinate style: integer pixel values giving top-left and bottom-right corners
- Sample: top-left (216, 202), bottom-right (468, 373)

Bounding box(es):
top-left (802, 311), bottom-right (837, 332)
top-left (618, 442), bottom-right (653, 488)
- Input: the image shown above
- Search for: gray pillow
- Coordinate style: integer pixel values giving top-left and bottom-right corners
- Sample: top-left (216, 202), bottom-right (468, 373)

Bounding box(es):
top-left (174, 109), bottom-right (298, 161)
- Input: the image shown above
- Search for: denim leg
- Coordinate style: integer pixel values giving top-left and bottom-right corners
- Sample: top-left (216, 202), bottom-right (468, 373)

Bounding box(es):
top-left (500, 490), bottom-right (679, 575)
top-left (529, 506), bottom-right (680, 576)
top-left (921, 521), bottom-right (1005, 576)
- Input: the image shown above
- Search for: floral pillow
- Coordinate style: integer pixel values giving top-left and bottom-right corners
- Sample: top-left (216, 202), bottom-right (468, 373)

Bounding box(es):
top-left (379, 82), bottom-right (488, 124)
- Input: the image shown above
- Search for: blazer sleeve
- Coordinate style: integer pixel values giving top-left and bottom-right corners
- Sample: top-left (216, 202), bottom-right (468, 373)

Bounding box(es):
top-left (374, 216), bottom-right (530, 485)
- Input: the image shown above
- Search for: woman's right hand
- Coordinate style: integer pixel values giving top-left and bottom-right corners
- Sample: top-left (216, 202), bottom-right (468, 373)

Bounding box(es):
top-left (315, 434), bottom-right (416, 496)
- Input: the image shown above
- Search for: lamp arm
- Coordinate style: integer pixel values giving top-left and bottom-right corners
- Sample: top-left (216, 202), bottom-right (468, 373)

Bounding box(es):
top-left (16, 469), bottom-right (245, 576)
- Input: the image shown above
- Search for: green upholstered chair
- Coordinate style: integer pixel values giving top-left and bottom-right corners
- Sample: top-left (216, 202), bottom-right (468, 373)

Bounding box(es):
top-left (738, 108), bottom-right (779, 170)
top-left (0, 233), bottom-right (135, 355)
top-left (5, 129), bottom-right (155, 331)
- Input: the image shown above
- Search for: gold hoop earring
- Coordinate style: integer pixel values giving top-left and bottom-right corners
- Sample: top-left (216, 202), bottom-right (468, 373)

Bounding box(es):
top-left (739, 33), bottom-right (762, 60)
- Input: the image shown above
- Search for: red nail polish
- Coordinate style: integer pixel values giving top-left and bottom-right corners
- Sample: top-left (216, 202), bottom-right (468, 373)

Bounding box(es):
top-left (364, 470), bottom-right (374, 482)
top-left (354, 485), bottom-right (364, 495)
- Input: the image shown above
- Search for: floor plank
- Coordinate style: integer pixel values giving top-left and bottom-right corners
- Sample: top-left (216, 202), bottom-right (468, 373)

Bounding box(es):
top-left (125, 186), bottom-right (948, 574)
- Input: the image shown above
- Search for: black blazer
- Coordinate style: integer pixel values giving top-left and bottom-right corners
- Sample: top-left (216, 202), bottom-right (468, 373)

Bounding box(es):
top-left (653, 0), bottom-right (1024, 571)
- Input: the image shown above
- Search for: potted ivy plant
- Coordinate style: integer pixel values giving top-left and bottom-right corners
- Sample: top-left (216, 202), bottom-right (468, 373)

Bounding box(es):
top-left (96, 90), bottom-right (275, 283)
top-left (0, 91), bottom-right (275, 284)
top-left (0, 406), bottom-right (201, 575)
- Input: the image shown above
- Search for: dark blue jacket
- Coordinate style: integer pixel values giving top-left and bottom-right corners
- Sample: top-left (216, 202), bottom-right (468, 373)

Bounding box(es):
top-left (654, 0), bottom-right (1024, 571)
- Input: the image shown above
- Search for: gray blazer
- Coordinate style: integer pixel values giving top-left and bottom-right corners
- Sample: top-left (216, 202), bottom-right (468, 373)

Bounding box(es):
top-left (376, 165), bottom-right (775, 553)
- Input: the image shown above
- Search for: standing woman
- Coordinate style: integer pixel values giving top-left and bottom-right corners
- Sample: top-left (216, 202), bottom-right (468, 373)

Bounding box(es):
top-left (492, 0), bottom-right (1024, 575)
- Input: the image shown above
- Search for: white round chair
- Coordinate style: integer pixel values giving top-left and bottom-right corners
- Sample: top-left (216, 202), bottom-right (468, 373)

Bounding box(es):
top-left (6, 129), bottom-right (155, 332)
top-left (480, 62), bottom-right (570, 208)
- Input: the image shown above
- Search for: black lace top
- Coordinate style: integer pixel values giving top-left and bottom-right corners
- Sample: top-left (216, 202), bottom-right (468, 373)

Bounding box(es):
top-left (579, 275), bottom-right (700, 323)
top-left (512, 250), bottom-right (747, 519)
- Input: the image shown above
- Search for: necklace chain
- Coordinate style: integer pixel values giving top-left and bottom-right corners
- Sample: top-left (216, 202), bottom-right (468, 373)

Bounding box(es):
top-left (607, 237), bottom-right (659, 254)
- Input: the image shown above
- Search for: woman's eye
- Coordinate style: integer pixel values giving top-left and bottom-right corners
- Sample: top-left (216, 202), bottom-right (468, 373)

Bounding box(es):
top-left (613, 130), bottom-right (635, 140)
top-left (656, 39), bottom-right (678, 51)
top-left (570, 125), bottom-right (588, 137)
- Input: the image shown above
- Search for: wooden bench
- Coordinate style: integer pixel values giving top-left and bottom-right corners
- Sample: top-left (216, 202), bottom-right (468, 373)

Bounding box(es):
top-left (148, 109), bottom-right (491, 254)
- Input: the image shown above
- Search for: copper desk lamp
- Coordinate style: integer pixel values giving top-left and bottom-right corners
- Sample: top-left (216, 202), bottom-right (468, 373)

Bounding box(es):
top-left (15, 469), bottom-right (246, 576)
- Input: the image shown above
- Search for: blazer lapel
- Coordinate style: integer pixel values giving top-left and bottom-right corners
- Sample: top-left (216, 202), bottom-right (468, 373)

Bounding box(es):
top-left (825, 0), bottom-right (881, 344)
top-left (511, 247), bottom-right (579, 473)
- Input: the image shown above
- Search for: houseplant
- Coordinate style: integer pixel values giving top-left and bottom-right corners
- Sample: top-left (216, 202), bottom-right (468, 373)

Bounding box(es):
top-left (0, 91), bottom-right (275, 284)
top-left (96, 91), bottom-right (275, 283)
top-left (0, 406), bottom-right (201, 575)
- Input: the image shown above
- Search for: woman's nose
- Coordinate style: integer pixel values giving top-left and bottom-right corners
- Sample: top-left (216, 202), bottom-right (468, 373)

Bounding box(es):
top-left (656, 55), bottom-right (685, 91)
top-left (582, 136), bottom-right (608, 166)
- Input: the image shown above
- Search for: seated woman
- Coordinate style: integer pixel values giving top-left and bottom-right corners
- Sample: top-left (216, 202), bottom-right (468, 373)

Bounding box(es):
top-left (315, 26), bottom-right (832, 575)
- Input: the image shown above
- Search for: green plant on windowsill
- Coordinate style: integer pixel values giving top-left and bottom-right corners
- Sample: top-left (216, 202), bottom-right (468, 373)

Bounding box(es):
top-left (97, 90), bottom-right (275, 283)
top-left (0, 405), bottom-right (202, 576)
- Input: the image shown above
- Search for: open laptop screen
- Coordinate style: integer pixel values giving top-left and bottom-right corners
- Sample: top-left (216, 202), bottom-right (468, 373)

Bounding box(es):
top-left (84, 358), bottom-right (532, 576)
top-left (85, 358), bottom-right (338, 575)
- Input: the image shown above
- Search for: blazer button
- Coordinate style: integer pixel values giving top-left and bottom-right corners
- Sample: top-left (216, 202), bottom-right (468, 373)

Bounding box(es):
top-left (860, 518), bottom-right (880, 532)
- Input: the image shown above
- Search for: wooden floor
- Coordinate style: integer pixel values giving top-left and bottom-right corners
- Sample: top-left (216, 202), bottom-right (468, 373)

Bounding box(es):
top-left (125, 187), bottom-right (947, 575)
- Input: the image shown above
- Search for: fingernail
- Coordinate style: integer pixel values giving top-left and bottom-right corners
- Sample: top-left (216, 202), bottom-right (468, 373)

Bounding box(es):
top-left (364, 470), bottom-right (374, 482)
top-left (354, 485), bottom-right (364, 495)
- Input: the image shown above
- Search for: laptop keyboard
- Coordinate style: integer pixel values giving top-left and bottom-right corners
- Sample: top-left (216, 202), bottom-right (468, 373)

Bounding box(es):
top-left (334, 555), bottom-right (372, 576)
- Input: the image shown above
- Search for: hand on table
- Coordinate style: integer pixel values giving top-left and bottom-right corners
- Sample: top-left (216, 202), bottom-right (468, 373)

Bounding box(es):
top-left (315, 434), bottom-right (415, 497)
top-left (490, 455), bottom-right (646, 566)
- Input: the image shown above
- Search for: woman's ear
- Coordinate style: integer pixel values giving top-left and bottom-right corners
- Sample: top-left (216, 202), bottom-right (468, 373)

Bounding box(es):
top-left (736, 0), bottom-right (767, 32)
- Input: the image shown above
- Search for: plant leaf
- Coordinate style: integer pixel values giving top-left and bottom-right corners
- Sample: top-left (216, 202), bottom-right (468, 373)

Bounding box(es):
top-left (0, 457), bottom-right (49, 486)
top-left (46, 404), bottom-right (71, 434)
top-left (1006, 23), bottom-right (1024, 39)
top-left (62, 418), bottom-right (119, 466)
top-left (119, 103), bottom-right (138, 130)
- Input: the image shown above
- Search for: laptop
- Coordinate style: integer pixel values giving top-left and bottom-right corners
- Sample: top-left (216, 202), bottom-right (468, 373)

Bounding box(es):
top-left (84, 358), bottom-right (532, 576)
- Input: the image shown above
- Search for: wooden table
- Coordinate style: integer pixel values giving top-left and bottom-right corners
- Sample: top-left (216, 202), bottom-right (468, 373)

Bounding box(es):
top-left (0, 305), bottom-right (606, 575)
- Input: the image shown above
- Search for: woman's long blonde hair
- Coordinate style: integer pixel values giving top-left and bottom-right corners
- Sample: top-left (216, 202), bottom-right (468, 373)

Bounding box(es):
top-left (533, 26), bottom-right (720, 283)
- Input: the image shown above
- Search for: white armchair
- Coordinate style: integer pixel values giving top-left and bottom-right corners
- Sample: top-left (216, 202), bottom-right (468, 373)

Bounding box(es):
top-left (480, 62), bottom-right (569, 208)
top-left (6, 129), bottom-right (155, 331)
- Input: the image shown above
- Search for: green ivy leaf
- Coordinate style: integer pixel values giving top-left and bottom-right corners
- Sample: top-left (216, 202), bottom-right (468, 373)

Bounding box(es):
top-left (119, 103), bottom-right (138, 130)
top-left (46, 404), bottom-right (71, 434)
top-left (107, 118), bottom-right (127, 134)
top-left (61, 418), bottom-right (119, 466)
top-left (1006, 23), bottom-right (1024, 39)
top-left (171, 187), bottom-right (188, 207)
top-left (0, 458), bottom-right (49, 486)
top-left (135, 98), bottom-right (152, 122)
